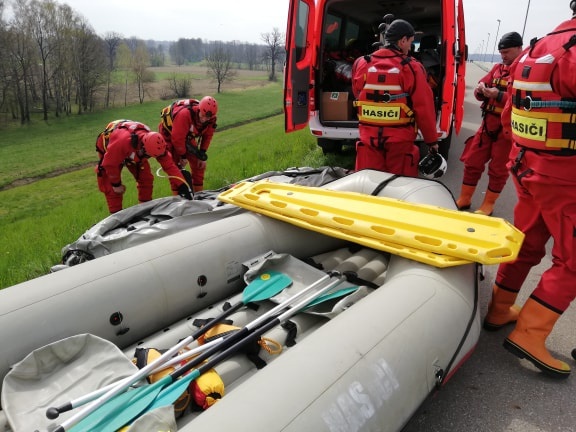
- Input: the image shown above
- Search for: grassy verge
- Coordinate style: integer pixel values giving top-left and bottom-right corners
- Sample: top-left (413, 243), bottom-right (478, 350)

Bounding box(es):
top-left (0, 83), bottom-right (284, 189)
top-left (0, 114), bottom-right (354, 289)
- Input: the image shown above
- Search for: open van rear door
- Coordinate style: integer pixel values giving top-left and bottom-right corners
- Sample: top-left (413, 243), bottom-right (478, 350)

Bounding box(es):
top-left (284, 0), bottom-right (315, 133)
top-left (454, 0), bottom-right (467, 135)
top-left (438, 0), bottom-right (456, 138)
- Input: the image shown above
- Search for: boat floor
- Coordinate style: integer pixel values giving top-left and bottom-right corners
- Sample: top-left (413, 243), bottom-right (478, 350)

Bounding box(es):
top-left (125, 245), bottom-right (390, 428)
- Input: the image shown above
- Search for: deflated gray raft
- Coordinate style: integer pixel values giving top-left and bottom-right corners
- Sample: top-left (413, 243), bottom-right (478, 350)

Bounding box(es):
top-left (52, 166), bottom-right (351, 270)
top-left (0, 168), bottom-right (480, 432)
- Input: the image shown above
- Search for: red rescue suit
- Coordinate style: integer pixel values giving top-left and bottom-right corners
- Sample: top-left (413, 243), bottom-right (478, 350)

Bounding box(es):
top-left (95, 122), bottom-right (183, 213)
top-left (497, 19), bottom-right (576, 312)
top-left (159, 100), bottom-right (217, 190)
top-left (460, 63), bottom-right (512, 192)
top-left (351, 47), bottom-right (437, 176)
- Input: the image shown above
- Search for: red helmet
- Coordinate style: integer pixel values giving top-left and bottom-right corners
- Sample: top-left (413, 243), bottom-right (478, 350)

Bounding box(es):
top-left (199, 96), bottom-right (218, 118)
top-left (142, 132), bottom-right (166, 157)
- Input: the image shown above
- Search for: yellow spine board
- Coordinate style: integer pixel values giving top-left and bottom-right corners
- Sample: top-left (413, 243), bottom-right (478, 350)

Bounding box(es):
top-left (218, 181), bottom-right (524, 268)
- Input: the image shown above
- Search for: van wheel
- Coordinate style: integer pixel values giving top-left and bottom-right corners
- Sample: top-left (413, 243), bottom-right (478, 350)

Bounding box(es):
top-left (318, 138), bottom-right (343, 154)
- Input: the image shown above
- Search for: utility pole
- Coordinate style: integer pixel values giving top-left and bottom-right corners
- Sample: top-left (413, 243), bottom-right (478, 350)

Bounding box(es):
top-left (522, 0), bottom-right (531, 40)
top-left (479, 39), bottom-right (484, 61)
top-left (491, 19), bottom-right (501, 63)
top-left (485, 32), bottom-right (491, 62)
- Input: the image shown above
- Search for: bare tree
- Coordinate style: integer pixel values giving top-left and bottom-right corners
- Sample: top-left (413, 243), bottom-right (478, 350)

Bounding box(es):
top-left (116, 42), bottom-right (131, 106)
top-left (131, 40), bottom-right (151, 104)
top-left (103, 32), bottom-right (122, 108)
top-left (261, 28), bottom-right (285, 81)
top-left (6, 2), bottom-right (36, 123)
top-left (24, 0), bottom-right (58, 121)
top-left (167, 72), bottom-right (192, 98)
top-left (50, 3), bottom-right (75, 116)
top-left (0, 2), bottom-right (13, 117)
top-left (205, 42), bottom-right (236, 93)
top-left (71, 19), bottom-right (106, 113)
top-left (245, 43), bottom-right (260, 71)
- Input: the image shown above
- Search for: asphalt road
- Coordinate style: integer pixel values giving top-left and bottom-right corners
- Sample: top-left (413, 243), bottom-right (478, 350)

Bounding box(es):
top-left (401, 63), bottom-right (576, 432)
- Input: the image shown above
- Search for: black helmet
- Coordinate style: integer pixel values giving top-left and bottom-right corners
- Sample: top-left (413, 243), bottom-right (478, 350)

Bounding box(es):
top-left (384, 19), bottom-right (415, 42)
top-left (571, 0), bottom-right (576, 15)
top-left (418, 153), bottom-right (447, 179)
top-left (498, 32), bottom-right (523, 50)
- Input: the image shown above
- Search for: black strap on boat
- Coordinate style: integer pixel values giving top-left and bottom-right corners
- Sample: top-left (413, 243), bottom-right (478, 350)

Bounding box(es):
top-left (192, 318), bottom-right (234, 328)
top-left (281, 320), bottom-right (298, 347)
top-left (343, 271), bottom-right (380, 289)
top-left (302, 257), bottom-right (324, 270)
top-left (436, 263), bottom-right (481, 389)
top-left (221, 301), bottom-right (259, 312)
top-left (245, 345), bottom-right (267, 369)
top-left (370, 175), bottom-right (401, 196)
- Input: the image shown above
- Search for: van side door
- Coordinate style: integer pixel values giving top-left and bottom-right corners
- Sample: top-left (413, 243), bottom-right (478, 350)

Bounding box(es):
top-left (284, 0), bottom-right (316, 133)
top-left (439, 0), bottom-right (457, 139)
top-left (454, 0), bottom-right (467, 134)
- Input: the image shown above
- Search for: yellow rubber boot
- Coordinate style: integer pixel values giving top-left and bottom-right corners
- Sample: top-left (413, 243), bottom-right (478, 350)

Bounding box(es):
top-left (474, 190), bottom-right (500, 216)
top-left (455, 184), bottom-right (476, 211)
top-left (503, 298), bottom-right (571, 379)
top-left (483, 284), bottom-right (521, 331)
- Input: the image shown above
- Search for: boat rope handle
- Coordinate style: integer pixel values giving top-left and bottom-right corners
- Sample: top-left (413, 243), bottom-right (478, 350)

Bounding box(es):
top-left (259, 337), bottom-right (282, 355)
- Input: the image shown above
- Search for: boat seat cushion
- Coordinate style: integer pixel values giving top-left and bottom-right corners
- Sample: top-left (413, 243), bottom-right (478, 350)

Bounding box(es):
top-left (1, 334), bottom-right (142, 431)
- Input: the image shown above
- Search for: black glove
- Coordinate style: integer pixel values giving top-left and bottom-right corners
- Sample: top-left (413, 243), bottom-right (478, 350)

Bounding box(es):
top-left (427, 142), bottom-right (439, 154)
top-left (177, 183), bottom-right (192, 200)
top-left (197, 149), bottom-right (208, 161)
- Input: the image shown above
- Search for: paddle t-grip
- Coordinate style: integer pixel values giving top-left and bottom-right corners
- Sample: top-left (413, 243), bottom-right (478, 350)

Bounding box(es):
top-left (46, 404), bottom-right (68, 419)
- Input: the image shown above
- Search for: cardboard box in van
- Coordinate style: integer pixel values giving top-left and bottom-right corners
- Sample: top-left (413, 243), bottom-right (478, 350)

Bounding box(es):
top-left (322, 92), bottom-right (351, 120)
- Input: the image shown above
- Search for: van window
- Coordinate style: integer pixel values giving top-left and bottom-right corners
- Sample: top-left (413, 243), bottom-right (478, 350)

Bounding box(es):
top-left (295, 0), bottom-right (309, 62)
top-left (324, 14), bottom-right (342, 50)
top-left (344, 21), bottom-right (360, 46)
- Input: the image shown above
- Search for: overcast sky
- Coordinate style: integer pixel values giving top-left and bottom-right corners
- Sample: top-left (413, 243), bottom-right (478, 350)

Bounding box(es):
top-left (46, 0), bottom-right (570, 50)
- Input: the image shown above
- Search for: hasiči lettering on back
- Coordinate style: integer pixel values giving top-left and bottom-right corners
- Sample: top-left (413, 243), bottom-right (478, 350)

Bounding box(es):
top-left (361, 105), bottom-right (401, 121)
top-left (510, 112), bottom-right (547, 142)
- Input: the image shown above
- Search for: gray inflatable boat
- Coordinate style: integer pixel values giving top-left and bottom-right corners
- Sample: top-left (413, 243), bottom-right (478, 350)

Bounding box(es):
top-left (0, 169), bottom-right (483, 432)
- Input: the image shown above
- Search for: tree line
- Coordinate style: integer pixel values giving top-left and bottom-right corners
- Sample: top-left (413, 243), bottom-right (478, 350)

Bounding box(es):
top-left (0, 0), bottom-right (285, 125)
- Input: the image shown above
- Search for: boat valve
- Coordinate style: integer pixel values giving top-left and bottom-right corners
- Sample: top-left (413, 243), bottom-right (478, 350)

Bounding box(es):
top-left (196, 275), bottom-right (208, 298)
top-left (110, 311), bottom-right (130, 336)
top-left (435, 368), bottom-right (445, 390)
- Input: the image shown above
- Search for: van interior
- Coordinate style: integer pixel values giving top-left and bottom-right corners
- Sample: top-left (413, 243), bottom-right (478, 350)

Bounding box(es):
top-left (319, 0), bottom-right (444, 126)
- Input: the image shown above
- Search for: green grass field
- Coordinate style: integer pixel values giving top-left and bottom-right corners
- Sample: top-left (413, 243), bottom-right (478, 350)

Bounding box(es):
top-left (0, 86), bottom-right (355, 289)
top-left (0, 84), bottom-right (285, 189)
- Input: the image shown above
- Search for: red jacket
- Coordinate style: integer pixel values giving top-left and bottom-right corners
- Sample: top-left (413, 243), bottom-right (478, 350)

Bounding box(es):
top-left (168, 102), bottom-right (217, 158)
top-left (502, 18), bottom-right (576, 142)
top-left (351, 47), bottom-right (438, 144)
top-left (100, 127), bottom-right (181, 187)
top-left (475, 63), bottom-right (511, 115)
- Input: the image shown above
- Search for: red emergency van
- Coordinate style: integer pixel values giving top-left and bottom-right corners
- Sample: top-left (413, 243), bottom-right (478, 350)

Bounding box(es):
top-left (284, 0), bottom-right (467, 159)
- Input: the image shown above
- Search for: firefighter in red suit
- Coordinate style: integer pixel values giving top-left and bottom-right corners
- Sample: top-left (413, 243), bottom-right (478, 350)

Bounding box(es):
top-left (96, 120), bottom-right (191, 214)
top-left (159, 96), bottom-right (218, 192)
top-left (455, 32), bottom-right (523, 216)
top-left (483, 1), bottom-right (576, 379)
top-left (351, 19), bottom-right (438, 176)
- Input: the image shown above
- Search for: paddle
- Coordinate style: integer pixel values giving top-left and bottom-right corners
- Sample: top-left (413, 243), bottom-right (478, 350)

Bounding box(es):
top-left (45, 336), bottom-right (224, 420)
top-left (44, 270), bottom-right (292, 421)
top-left (53, 273), bottom-right (338, 432)
top-left (304, 285), bottom-right (359, 308)
top-left (75, 273), bottom-right (346, 432)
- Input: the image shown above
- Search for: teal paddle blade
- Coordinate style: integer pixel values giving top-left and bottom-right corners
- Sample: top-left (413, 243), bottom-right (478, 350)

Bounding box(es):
top-left (305, 286), bottom-right (358, 308)
top-left (69, 375), bottom-right (172, 432)
top-left (243, 270), bottom-right (292, 302)
top-left (145, 370), bottom-right (201, 413)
